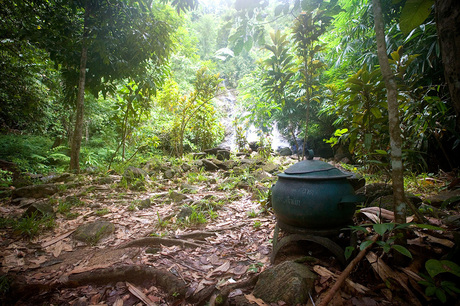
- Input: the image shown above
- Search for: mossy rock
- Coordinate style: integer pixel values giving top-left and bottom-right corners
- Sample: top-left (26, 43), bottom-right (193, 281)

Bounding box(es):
top-left (73, 221), bottom-right (115, 245)
top-left (253, 261), bottom-right (316, 304)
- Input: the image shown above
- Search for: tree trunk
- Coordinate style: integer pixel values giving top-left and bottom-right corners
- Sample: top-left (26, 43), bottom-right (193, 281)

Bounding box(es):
top-left (435, 0), bottom-right (460, 132)
top-left (372, 0), bottom-right (406, 225)
top-left (70, 10), bottom-right (89, 173)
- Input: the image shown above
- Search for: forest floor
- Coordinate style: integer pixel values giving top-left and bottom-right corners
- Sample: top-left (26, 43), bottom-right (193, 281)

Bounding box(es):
top-left (0, 154), bottom-right (459, 306)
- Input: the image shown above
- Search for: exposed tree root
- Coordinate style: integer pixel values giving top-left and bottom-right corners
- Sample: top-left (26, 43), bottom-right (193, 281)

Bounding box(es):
top-left (117, 236), bottom-right (204, 249)
top-left (6, 265), bottom-right (187, 305)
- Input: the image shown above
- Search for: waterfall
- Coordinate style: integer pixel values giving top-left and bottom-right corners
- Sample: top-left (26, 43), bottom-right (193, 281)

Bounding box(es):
top-left (215, 89), bottom-right (290, 152)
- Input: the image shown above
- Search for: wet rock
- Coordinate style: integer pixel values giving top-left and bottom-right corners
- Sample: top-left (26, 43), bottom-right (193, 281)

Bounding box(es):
top-left (12, 184), bottom-right (59, 199)
top-left (23, 201), bottom-right (55, 218)
top-left (278, 147), bottom-right (292, 156)
top-left (253, 261), bottom-right (316, 305)
top-left (73, 221), bottom-right (115, 245)
top-left (170, 191), bottom-right (188, 203)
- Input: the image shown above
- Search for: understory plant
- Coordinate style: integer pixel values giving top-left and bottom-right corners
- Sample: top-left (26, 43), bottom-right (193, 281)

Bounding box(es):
top-left (418, 259), bottom-right (460, 303)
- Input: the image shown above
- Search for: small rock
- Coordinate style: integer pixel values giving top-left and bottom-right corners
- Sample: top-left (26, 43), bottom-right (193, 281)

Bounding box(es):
top-left (164, 169), bottom-right (175, 179)
top-left (23, 201), bottom-right (55, 218)
top-left (177, 206), bottom-right (193, 220)
top-left (253, 261), bottom-right (316, 305)
top-left (181, 163), bottom-right (192, 172)
top-left (216, 150), bottom-right (231, 161)
top-left (170, 191), bottom-right (188, 203)
top-left (73, 221), bottom-right (115, 245)
top-left (201, 159), bottom-right (219, 171)
top-left (138, 198), bottom-right (152, 209)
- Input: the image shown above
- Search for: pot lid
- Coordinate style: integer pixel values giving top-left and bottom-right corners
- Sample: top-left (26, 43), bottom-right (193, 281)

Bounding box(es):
top-left (279, 160), bottom-right (351, 180)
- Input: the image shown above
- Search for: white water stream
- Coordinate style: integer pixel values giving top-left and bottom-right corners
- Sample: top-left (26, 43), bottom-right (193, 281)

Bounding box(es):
top-left (215, 89), bottom-right (290, 152)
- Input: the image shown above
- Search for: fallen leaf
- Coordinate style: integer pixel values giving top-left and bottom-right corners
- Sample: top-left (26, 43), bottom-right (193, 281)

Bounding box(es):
top-left (244, 293), bottom-right (268, 306)
top-left (127, 282), bottom-right (156, 306)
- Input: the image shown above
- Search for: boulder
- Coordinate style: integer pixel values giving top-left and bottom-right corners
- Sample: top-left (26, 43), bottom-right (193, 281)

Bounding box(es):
top-left (253, 261), bottom-right (316, 305)
top-left (278, 147), bottom-right (292, 156)
top-left (73, 221), bottom-right (115, 245)
top-left (12, 184), bottom-right (59, 199)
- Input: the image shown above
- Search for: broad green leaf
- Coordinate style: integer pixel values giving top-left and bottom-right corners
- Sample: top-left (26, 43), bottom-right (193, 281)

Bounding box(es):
top-left (391, 245), bottom-right (413, 258)
top-left (344, 246), bottom-right (355, 260)
top-left (435, 288), bottom-right (447, 303)
top-left (359, 240), bottom-right (374, 251)
top-left (413, 224), bottom-right (444, 231)
top-left (370, 107), bottom-right (382, 119)
top-left (373, 223), bottom-right (395, 236)
top-left (425, 286), bottom-right (436, 296)
top-left (375, 149), bottom-right (388, 155)
top-left (426, 259), bottom-right (460, 278)
top-left (400, 0), bottom-right (434, 35)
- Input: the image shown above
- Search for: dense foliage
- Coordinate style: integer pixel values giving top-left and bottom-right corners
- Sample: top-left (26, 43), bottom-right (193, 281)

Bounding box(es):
top-left (0, 0), bottom-right (459, 176)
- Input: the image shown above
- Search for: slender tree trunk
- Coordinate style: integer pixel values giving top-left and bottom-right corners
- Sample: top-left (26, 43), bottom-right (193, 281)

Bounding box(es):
top-left (435, 0), bottom-right (460, 132)
top-left (70, 44), bottom-right (88, 172)
top-left (372, 0), bottom-right (406, 224)
top-left (70, 9), bottom-right (89, 173)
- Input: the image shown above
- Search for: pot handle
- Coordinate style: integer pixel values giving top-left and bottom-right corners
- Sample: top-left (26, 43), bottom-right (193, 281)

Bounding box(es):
top-left (338, 194), bottom-right (366, 209)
